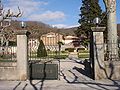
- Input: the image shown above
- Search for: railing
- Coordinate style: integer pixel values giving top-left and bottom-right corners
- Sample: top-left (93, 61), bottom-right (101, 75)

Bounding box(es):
top-left (0, 46), bottom-right (17, 67)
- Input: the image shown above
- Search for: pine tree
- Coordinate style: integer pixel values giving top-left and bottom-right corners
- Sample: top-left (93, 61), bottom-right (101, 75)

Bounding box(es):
top-left (75, 0), bottom-right (103, 47)
top-left (37, 40), bottom-right (47, 57)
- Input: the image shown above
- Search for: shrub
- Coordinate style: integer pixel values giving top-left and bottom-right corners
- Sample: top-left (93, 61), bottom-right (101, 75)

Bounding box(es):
top-left (37, 40), bottom-right (47, 57)
top-left (77, 48), bottom-right (85, 52)
top-left (61, 51), bottom-right (66, 53)
top-left (57, 41), bottom-right (64, 51)
top-left (49, 55), bottom-right (68, 59)
top-left (47, 49), bottom-right (50, 51)
top-left (65, 48), bottom-right (74, 52)
top-left (78, 53), bottom-right (89, 58)
top-left (9, 41), bottom-right (17, 46)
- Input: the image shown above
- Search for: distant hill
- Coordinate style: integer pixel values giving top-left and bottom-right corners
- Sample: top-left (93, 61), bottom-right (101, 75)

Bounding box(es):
top-left (6, 20), bottom-right (77, 38)
top-left (58, 27), bottom-right (77, 36)
top-left (6, 20), bottom-right (120, 38)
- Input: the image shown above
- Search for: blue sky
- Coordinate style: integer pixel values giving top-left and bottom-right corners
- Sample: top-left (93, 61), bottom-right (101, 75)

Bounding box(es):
top-left (3, 0), bottom-right (120, 28)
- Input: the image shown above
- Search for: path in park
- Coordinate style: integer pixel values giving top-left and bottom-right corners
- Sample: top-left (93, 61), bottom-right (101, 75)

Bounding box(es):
top-left (0, 57), bottom-right (120, 90)
top-left (60, 52), bottom-right (92, 82)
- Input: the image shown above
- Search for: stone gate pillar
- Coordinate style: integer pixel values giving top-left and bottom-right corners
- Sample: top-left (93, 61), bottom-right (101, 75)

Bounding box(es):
top-left (91, 27), bottom-right (106, 80)
top-left (16, 30), bottom-right (30, 80)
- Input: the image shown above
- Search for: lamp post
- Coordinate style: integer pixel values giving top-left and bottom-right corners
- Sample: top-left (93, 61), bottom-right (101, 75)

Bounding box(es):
top-left (93, 17), bottom-right (101, 27)
top-left (20, 21), bottom-right (26, 28)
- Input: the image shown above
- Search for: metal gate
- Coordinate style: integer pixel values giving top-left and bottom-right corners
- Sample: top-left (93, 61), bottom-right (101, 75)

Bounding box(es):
top-left (28, 31), bottom-right (61, 80)
top-left (0, 30), bottom-right (17, 66)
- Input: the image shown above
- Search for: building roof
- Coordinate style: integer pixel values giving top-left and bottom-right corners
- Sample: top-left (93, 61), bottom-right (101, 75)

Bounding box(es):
top-left (64, 35), bottom-right (79, 39)
top-left (41, 32), bottom-right (63, 37)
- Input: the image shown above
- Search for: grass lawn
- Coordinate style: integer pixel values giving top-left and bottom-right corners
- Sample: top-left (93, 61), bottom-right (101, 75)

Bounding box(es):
top-left (29, 50), bottom-right (90, 59)
top-left (78, 53), bottom-right (89, 58)
top-left (0, 60), bottom-right (17, 62)
top-left (29, 51), bottom-right (69, 59)
top-left (48, 54), bottom-right (68, 59)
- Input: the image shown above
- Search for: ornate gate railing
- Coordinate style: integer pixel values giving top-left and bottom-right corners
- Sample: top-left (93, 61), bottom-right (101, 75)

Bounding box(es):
top-left (0, 31), bottom-right (17, 67)
top-left (28, 31), bottom-right (62, 80)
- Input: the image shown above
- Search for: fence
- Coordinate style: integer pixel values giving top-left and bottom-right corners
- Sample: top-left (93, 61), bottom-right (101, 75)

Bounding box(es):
top-left (28, 32), bottom-right (62, 61)
top-left (0, 46), bottom-right (17, 61)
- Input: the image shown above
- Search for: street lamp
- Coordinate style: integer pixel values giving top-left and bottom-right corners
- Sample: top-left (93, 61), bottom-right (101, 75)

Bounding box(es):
top-left (20, 21), bottom-right (26, 28)
top-left (93, 17), bottom-right (101, 27)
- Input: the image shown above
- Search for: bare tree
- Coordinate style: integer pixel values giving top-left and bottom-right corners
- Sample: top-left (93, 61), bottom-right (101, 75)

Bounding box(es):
top-left (0, 0), bottom-right (22, 56)
top-left (103, 0), bottom-right (118, 60)
top-left (0, 0), bottom-right (22, 46)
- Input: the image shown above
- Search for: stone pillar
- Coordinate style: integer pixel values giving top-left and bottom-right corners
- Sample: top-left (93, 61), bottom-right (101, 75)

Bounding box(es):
top-left (91, 27), bottom-right (106, 80)
top-left (16, 30), bottom-right (30, 80)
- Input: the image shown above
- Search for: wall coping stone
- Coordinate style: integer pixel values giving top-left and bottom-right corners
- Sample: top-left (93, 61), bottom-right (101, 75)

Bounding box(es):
top-left (15, 30), bottom-right (31, 36)
top-left (91, 27), bottom-right (106, 32)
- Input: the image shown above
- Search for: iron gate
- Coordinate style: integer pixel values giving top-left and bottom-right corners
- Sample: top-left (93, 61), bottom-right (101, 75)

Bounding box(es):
top-left (0, 31), bottom-right (17, 67)
top-left (28, 31), bottom-right (62, 80)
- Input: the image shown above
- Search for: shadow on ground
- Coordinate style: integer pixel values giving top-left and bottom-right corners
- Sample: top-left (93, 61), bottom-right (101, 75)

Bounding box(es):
top-left (73, 59), bottom-right (92, 79)
top-left (59, 58), bottom-right (120, 90)
top-left (11, 58), bottom-right (120, 90)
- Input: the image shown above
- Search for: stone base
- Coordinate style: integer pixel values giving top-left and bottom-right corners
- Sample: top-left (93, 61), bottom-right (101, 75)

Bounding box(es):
top-left (104, 61), bottom-right (120, 80)
top-left (0, 67), bottom-right (18, 80)
top-left (0, 66), bottom-right (28, 81)
top-left (95, 61), bottom-right (120, 80)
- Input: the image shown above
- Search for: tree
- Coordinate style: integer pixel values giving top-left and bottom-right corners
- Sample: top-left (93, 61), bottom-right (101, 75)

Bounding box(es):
top-left (75, 0), bottom-right (104, 47)
top-left (57, 41), bottom-right (64, 51)
top-left (37, 40), bottom-right (47, 57)
top-left (100, 12), bottom-right (107, 43)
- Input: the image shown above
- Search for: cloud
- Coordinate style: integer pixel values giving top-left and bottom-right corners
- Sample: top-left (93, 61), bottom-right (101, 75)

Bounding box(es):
top-left (52, 24), bottom-right (68, 28)
top-left (28, 11), bottom-right (65, 22)
top-left (3, 0), bottom-right (66, 23)
top-left (4, 0), bottom-right (48, 18)
top-left (66, 24), bottom-right (79, 28)
top-left (52, 24), bottom-right (79, 28)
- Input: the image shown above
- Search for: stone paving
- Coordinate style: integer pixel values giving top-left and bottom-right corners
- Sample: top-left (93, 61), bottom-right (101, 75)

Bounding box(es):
top-left (0, 80), bottom-right (120, 90)
top-left (0, 58), bottom-right (120, 90)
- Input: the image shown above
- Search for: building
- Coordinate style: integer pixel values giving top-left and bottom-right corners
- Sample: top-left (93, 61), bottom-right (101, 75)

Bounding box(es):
top-left (28, 38), bottom-right (39, 52)
top-left (41, 32), bottom-right (64, 51)
top-left (63, 35), bottom-right (80, 46)
top-left (41, 32), bottom-right (63, 46)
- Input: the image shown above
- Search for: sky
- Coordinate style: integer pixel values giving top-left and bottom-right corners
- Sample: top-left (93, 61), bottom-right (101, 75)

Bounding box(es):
top-left (3, 0), bottom-right (120, 28)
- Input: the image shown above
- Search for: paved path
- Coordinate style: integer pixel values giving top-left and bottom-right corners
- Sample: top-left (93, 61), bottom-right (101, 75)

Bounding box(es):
top-left (0, 58), bottom-right (120, 90)
top-left (0, 80), bottom-right (120, 90)
top-left (60, 58), bottom-right (92, 81)
top-left (68, 52), bottom-right (78, 59)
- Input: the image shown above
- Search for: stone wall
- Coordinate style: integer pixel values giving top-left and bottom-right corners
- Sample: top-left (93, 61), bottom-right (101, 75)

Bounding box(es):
top-left (105, 61), bottom-right (120, 80)
top-left (0, 30), bottom-right (29, 81)
top-left (0, 66), bottom-right (17, 80)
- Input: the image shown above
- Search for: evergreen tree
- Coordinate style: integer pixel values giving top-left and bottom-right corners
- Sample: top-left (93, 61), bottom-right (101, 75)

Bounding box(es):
top-left (37, 40), bottom-right (47, 57)
top-left (75, 0), bottom-right (103, 47)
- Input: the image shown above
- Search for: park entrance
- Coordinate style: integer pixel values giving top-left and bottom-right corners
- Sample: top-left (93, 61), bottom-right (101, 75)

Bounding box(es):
top-left (0, 0), bottom-right (120, 81)
top-left (27, 30), bottom-right (94, 80)
top-left (28, 31), bottom-right (61, 80)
